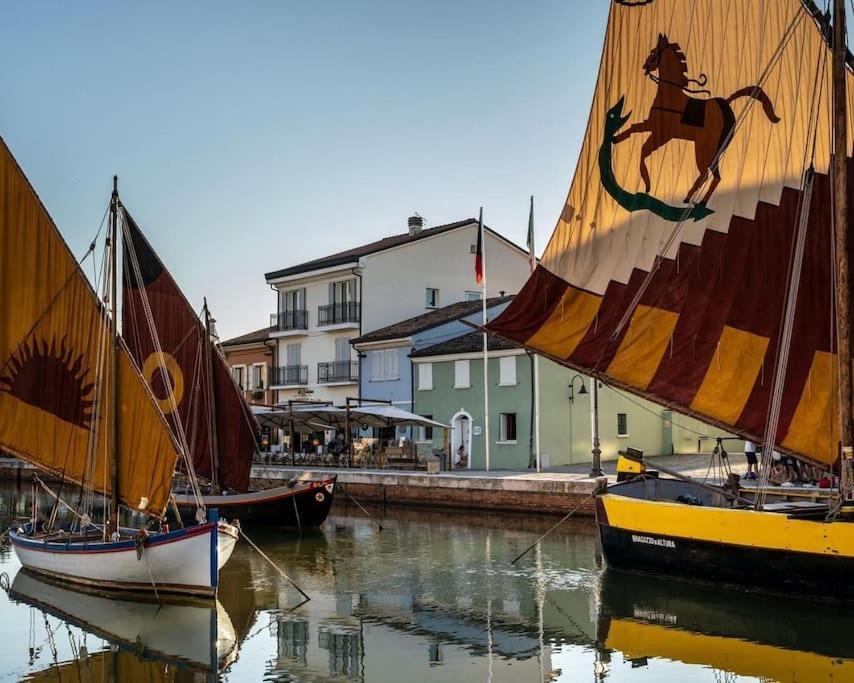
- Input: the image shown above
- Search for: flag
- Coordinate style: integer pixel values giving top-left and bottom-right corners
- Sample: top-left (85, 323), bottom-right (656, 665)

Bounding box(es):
top-left (475, 207), bottom-right (484, 285)
top-left (526, 195), bottom-right (536, 273)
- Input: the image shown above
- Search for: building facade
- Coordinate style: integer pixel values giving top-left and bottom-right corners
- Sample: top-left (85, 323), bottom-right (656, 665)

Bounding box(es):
top-left (263, 216), bottom-right (530, 407)
top-left (220, 327), bottom-right (277, 407)
top-left (412, 333), bottom-right (729, 470)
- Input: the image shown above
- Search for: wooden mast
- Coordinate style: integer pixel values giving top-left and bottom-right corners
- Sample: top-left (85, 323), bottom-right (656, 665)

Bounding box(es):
top-left (109, 175), bottom-right (120, 531)
top-left (833, 0), bottom-right (854, 493)
top-left (204, 298), bottom-right (221, 493)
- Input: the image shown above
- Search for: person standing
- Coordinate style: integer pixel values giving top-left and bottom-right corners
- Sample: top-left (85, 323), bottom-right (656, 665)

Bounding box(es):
top-left (743, 440), bottom-right (758, 480)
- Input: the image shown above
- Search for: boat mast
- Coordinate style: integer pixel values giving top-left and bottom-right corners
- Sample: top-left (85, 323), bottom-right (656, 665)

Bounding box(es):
top-left (833, 0), bottom-right (854, 495)
top-left (109, 176), bottom-right (120, 531)
top-left (204, 298), bottom-right (221, 493)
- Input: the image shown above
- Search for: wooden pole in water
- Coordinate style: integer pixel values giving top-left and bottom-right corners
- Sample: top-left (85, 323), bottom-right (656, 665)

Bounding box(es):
top-left (109, 176), bottom-right (120, 534)
top-left (833, 0), bottom-right (854, 492)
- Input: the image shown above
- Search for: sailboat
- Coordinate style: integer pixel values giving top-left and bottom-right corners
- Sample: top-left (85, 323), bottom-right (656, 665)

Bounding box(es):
top-left (596, 569), bottom-right (854, 681)
top-left (120, 206), bottom-right (336, 528)
top-left (9, 570), bottom-right (238, 675)
top-left (487, 0), bottom-right (854, 598)
top-left (0, 144), bottom-right (237, 597)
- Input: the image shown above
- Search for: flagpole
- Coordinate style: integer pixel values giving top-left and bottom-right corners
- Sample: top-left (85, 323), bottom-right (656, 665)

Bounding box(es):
top-left (480, 208), bottom-right (490, 472)
top-left (528, 196), bottom-right (541, 472)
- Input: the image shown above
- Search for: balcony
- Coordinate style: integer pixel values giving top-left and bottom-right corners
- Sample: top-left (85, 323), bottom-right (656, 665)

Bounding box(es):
top-left (272, 365), bottom-right (308, 386)
top-left (270, 310), bottom-right (308, 332)
top-left (317, 302), bottom-right (360, 327)
top-left (317, 360), bottom-right (359, 384)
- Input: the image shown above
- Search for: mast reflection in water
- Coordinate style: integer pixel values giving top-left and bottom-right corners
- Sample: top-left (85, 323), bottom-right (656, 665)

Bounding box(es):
top-left (0, 481), bottom-right (850, 681)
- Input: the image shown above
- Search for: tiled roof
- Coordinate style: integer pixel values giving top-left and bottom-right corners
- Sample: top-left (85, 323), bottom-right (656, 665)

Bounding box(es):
top-left (352, 296), bottom-right (514, 345)
top-left (410, 331), bottom-right (521, 358)
top-left (220, 326), bottom-right (272, 347)
top-left (265, 219), bottom-right (528, 281)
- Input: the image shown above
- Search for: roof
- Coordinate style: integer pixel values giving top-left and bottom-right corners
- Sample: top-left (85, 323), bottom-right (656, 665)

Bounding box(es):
top-left (220, 326), bottom-right (272, 347)
top-left (352, 295), bottom-right (514, 345)
top-left (410, 331), bottom-right (522, 358)
top-left (264, 219), bottom-right (529, 281)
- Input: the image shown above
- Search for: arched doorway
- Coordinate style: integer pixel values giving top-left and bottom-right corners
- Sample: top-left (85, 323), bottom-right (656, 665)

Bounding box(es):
top-left (451, 410), bottom-right (472, 469)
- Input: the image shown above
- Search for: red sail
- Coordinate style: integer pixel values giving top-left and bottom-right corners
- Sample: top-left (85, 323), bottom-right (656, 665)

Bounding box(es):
top-left (122, 212), bottom-right (256, 491)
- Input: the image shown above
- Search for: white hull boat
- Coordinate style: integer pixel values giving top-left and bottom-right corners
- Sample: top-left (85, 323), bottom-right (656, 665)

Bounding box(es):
top-left (10, 519), bottom-right (238, 598)
top-left (9, 569), bottom-right (238, 673)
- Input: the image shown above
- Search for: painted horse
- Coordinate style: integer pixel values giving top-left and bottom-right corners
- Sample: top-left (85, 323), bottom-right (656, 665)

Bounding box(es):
top-left (614, 34), bottom-right (780, 205)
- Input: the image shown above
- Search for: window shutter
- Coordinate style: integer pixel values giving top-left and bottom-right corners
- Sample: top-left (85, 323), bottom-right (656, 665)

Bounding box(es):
top-left (371, 351), bottom-right (384, 381)
top-left (499, 356), bottom-right (517, 385)
top-left (455, 360), bottom-right (469, 387)
top-left (418, 363), bottom-right (432, 390)
top-left (385, 349), bottom-right (399, 380)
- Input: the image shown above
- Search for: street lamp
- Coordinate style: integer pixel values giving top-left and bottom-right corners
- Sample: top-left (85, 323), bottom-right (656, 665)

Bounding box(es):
top-left (568, 375), bottom-right (588, 402)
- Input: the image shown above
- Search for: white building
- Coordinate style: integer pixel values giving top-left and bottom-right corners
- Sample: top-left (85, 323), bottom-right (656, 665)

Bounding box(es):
top-left (264, 215), bottom-right (531, 406)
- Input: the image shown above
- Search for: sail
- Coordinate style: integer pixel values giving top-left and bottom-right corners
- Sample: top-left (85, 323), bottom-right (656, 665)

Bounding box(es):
top-left (0, 140), bottom-right (178, 515)
top-left (488, 0), bottom-right (854, 465)
top-left (122, 212), bottom-right (256, 492)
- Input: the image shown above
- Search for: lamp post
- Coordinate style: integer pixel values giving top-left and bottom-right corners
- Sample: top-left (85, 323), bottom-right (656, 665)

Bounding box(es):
top-left (568, 375), bottom-right (603, 478)
top-left (568, 375), bottom-right (588, 403)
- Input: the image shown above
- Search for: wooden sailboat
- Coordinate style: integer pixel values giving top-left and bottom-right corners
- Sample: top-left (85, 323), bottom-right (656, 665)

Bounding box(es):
top-left (120, 209), bottom-right (336, 527)
top-left (487, 0), bottom-right (854, 598)
top-left (0, 146), bottom-right (237, 597)
top-left (9, 570), bottom-right (238, 675)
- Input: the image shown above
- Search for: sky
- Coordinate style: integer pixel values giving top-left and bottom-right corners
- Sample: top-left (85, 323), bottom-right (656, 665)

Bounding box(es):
top-left (0, 2), bottom-right (609, 339)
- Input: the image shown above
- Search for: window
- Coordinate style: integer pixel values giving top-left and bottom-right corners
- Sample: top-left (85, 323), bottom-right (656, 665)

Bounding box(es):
top-left (252, 364), bottom-right (265, 389)
top-left (286, 343), bottom-right (301, 366)
top-left (417, 363), bottom-right (433, 390)
top-left (335, 337), bottom-right (352, 362)
top-left (498, 356), bottom-right (517, 386)
top-left (470, 244), bottom-right (477, 254)
top-left (465, 291), bottom-right (481, 301)
top-left (499, 413), bottom-right (517, 442)
top-left (418, 415), bottom-right (434, 442)
top-left (329, 279), bottom-right (356, 304)
top-left (454, 360), bottom-right (470, 388)
top-left (384, 349), bottom-right (399, 380)
top-left (279, 287), bottom-right (305, 312)
top-left (426, 288), bottom-right (440, 308)
top-left (370, 349), bottom-right (399, 381)
top-left (232, 365), bottom-right (245, 390)
top-left (617, 412), bottom-right (629, 437)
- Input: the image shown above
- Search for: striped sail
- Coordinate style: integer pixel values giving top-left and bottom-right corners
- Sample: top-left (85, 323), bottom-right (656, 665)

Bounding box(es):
top-left (0, 140), bottom-right (179, 514)
top-left (488, 0), bottom-right (854, 465)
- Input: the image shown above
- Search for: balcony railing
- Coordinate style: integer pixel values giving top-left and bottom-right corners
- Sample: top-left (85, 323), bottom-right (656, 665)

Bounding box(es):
top-left (317, 361), bottom-right (359, 384)
top-left (272, 365), bottom-right (309, 386)
top-left (317, 302), bottom-right (360, 326)
top-left (270, 310), bottom-right (308, 331)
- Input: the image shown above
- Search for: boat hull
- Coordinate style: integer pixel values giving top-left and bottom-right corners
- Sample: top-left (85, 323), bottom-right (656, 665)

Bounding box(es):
top-left (596, 481), bottom-right (854, 600)
top-left (174, 477), bottom-right (336, 528)
top-left (10, 521), bottom-right (238, 598)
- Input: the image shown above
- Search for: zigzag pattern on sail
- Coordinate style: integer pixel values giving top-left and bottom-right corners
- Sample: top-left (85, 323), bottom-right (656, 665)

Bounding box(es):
top-left (488, 0), bottom-right (854, 464)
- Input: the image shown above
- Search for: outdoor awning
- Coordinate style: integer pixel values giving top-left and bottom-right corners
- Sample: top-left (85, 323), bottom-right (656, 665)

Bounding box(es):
top-left (258, 404), bottom-right (448, 431)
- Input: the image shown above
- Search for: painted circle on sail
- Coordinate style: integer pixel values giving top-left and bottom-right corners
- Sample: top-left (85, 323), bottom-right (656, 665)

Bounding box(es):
top-left (142, 352), bottom-right (184, 414)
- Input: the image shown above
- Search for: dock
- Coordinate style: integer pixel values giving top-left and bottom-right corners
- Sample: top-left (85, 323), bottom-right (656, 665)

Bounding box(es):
top-left (251, 465), bottom-right (603, 516)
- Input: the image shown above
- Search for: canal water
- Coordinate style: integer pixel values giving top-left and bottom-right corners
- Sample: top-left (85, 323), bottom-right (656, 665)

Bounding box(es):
top-left (0, 482), bottom-right (849, 682)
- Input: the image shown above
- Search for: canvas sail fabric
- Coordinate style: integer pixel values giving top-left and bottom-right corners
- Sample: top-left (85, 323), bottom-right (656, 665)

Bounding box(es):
top-left (122, 213), bottom-right (256, 492)
top-left (488, 0), bottom-right (854, 465)
top-left (0, 140), bottom-right (178, 515)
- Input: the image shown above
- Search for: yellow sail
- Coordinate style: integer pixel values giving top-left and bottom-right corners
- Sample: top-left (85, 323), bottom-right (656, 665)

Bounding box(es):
top-left (488, 0), bottom-right (854, 464)
top-left (0, 140), bottom-right (178, 515)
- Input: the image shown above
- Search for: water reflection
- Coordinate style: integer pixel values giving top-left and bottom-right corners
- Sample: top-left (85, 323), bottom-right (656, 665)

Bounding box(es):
top-left (0, 482), bottom-right (852, 681)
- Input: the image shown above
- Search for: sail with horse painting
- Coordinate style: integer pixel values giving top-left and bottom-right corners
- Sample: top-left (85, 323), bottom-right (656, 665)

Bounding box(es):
top-left (488, 0), bottom-right (854, 466)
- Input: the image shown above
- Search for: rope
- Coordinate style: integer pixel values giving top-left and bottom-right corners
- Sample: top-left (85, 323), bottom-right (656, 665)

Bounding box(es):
top-left (511, 492), bottom-right (597, 565)
top-left (238, 527), bottom-right (311, 602)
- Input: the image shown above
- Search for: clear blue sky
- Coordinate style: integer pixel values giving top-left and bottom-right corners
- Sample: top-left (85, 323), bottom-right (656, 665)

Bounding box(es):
top-left (1, 2), bottom-right (607, 339)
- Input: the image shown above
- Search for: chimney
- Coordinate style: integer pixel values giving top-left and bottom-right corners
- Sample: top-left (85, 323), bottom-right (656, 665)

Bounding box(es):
top-left (408, 213), bottom-right (424, 236)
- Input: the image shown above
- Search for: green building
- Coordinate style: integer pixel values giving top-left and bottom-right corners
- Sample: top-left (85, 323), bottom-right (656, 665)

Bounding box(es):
top-left (411, 332), bottom-right (726, 470)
